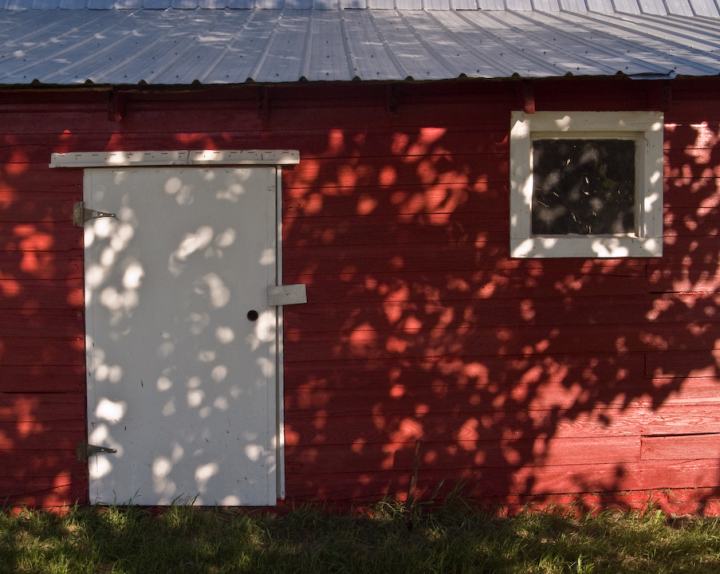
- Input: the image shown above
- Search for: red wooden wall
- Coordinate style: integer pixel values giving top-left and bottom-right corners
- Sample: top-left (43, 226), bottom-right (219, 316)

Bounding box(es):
top-left (1, 78), bottom-right (720, 513)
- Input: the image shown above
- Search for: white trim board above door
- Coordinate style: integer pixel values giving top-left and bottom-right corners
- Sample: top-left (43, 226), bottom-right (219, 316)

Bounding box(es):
top-left (52, 151), bottom-right (302, 506)
top-left (50, 150), bottom-right (300, 168)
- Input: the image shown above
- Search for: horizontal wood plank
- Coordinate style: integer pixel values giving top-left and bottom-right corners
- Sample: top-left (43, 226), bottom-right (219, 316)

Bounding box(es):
top-left (646, 350), bottom-right (720, 378)
top-left (284, 183), bottom-right (507, 217)
top-left (284, 380), bottom-right (649, 415)
top-left (284, 352), bottom-right (646, 390)
top-left (283, 212), bottom-right (508, 247)
top-left (0, 429), bottom-right (85, 450)
top-left (285, 408), bottom-right (645, 443)
top-left (0, 311), bottom-right (83, 337)
top-left (284, 252), bottom-right (650, 295)
top-left (0, 419), bottom-right (85, 435)
top-left (641, 377), bottom-right (720, 407)
top-left (0, 475), bottom-right (88, 506)
top-left (284, 256), bottom-right (649, 281)
top-left (285, 436), bottom-right (640, 473)
top-left (0, 365), bottom-right (85, 392)
top-left (0, 281), bottom-right (83, 310)
top-left (0, 222), bottom-right (81, 252)
top-left (0, 195), bottom-right (75, 223)
top-left (0, 168), bottom-right (81, 193)
top-left (647, 263), bottom-right (720, 293)
top-left (285, 458), bottom-right (720, 499)
top-left (284, 294), bottom-right (720, 334)
top-left (664, 178), bottom-right (720, 208)
top-left (643, 405), bottom-right (720, 436)
top-left (642, 433), bottom-right (720, 461)
top-left (0, 394), bottom-right (85, 422)
top-left (0, 336), bottom-right (84, 365)
top-left (283, 322), bottom-right (720, 362)
top-left (0, 452), bottom-right (86, 477)
top-left (0, 250), bottom-right (83, 280)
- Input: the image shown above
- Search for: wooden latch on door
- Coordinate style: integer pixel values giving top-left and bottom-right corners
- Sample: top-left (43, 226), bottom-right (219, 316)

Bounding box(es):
top-left (73, 202), bottom-right (118, 227)
top-left (267, 284), bottom-right (307, 306)
top-left (77, 441), bottom-right (117, 462)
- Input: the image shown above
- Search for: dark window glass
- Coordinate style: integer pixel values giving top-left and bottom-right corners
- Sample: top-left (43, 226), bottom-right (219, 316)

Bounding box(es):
top-left (531, 139), bottom-right (636, 235)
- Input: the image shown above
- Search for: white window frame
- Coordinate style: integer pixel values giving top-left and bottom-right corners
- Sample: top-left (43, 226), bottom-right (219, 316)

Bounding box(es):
top-left (510, 111), bottom-right (664, 258)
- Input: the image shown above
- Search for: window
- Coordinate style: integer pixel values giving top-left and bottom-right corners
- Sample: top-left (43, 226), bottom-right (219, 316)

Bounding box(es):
top-left (510, 111), bottom-right (664, 258)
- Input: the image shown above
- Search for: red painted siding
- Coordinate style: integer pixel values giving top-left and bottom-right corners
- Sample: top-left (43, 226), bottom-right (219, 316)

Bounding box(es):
top-left (1, 78), bottom-right (720, 512)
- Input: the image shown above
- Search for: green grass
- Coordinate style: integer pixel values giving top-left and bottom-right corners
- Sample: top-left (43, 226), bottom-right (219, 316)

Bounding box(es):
top-left (1, 498), bottom-right (719, 573)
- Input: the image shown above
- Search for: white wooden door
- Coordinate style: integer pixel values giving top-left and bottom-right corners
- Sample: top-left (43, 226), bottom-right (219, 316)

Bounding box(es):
top-left (84, 167), bottom-right (278, 506)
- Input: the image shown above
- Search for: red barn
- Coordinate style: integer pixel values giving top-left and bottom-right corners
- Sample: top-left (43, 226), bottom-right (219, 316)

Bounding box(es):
top-left (2, 2), bottom-right (720, 514)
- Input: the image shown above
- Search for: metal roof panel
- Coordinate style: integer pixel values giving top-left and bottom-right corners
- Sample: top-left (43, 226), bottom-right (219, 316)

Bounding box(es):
top-left (396, 0), bottom-right (423, 9)
top-left (477, 0), bottom-right (504, 8)
top-left (551, 11), bottom-right (720, 74)
top-left (612, 0), bottom-right (642, 14)
top-left (198, 0), bottom-right (228, 7)
top-left (88, 0), bottom-right (116, 7)
top-left (505, 0), bottom-right (533, 10)
top-left (286, 0), bottom-right (313, 8)
top-left (559, 0), bottom-right (587, 10)
top-left (114, 0), bottom-right (142, 8)
top-left (202, 9), bottom-right (278, 82)
top-left (637, 0), bottom-right (667, 14)
top-left (314, 0), bottom-right (340, 9)
top-left (689, 0), bottom-right (720, 16)
top-left (493, 10), bottom-right (641, 74)
top-left (369, 10), bottom-right (449, 79)
top-left (450, 0), bottom-right (478, 8)
top-left (305, 10), bottom-right (352, 80)
top-left (367, 0), bottom-right (394, 8)
top-left (532, 0), bottom-right (560, 11)
top-left (252, 10), bottom-right (307, 81)
top-left (664, 0), bottom-right (694, 14)
top-left (450, 11), bottom-right (560, 76)
top-left (340, 8), bottom-right (403, 79)
top-left (430, 9), bottom-right (522, 76)
top-left (254, 0), bottom-right (284, 8)
top-left (586, 0), bottom-right (615, 13)
top-left (426, 0), bottom-right (451, 10)
top-left (143, 0), bottom-right (170, 7)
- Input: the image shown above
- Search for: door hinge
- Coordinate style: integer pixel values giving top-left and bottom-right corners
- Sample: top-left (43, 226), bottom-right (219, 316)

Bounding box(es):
top-left (73, 202), bottom-right (117, 228)
top-left (77, 441), bottom-right (117, 462)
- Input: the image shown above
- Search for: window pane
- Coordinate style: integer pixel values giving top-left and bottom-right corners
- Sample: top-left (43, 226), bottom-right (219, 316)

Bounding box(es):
top-left (531, 139), bottom-right (636, 235)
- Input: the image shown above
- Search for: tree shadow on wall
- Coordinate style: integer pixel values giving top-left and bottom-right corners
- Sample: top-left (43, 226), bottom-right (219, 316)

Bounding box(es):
top-left (278, 106), bottom-right (720, 515)
top-left (0, 131), bottom-right (86, 507)
top-left (3, 85), bottom-right (720, 514)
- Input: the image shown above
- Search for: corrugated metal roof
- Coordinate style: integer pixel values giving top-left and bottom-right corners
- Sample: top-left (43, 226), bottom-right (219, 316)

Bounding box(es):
top-left (0, 8), bottom-right (718, 85)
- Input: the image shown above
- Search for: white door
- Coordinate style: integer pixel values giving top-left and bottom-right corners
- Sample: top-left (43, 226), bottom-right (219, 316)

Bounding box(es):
top-left (84, 167), bottom-right (278, 506)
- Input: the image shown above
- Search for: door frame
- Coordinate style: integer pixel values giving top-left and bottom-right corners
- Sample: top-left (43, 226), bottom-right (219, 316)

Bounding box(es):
top-left (51, 150), bottom-right (301, 503)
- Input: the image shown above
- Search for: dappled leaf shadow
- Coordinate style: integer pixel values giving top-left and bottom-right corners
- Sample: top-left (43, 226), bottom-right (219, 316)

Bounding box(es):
top-left (2, 79), bottom-right (720, 514)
